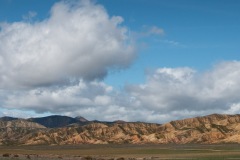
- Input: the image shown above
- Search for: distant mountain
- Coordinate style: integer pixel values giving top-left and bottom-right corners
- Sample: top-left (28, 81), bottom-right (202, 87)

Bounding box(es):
top-left (28, 115), bottom-right (87, 128)
top-left (0, 116), bottom-right (18, 121)
top-left (113, 120), bottom-right (126, 123)
top-left (1, 114), bottom-right (240, 145)
top-left (75, 116), bottom-right (88, 122)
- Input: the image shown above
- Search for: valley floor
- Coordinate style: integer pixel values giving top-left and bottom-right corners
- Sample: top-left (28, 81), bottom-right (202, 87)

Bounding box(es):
top-left (0, 144), bottom-right (240, 160)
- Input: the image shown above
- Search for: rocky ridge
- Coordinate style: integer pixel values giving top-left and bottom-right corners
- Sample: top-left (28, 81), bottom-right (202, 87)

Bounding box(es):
top-left (0, 119), bottom-right (46, 145)
top-left (157, 114), bottom-right (240, 144)
top-left (0, 114), bottom-right (240, 145)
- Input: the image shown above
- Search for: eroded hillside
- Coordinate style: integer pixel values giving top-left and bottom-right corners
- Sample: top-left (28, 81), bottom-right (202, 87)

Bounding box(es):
top-left (1, 114), bottom-right (240, 145)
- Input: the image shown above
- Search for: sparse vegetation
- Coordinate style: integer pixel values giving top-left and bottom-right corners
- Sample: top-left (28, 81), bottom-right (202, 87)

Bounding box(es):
top-left (0, 144), bottom-right (240, 159)
top-left (13, 154), bottom-right (19, 157)
top-left (26, 154), bottom-right (31, 159)
top-left (2, 153), bottom-right (10, 157)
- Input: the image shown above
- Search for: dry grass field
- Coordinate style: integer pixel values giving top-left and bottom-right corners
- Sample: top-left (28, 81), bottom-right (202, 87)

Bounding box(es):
top-left (0, 144), bottom-right (240, 160)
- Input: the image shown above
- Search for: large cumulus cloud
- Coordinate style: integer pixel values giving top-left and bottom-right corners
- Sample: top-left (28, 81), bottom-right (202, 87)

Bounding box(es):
top-left (0, 0), bottom-right (135, 88)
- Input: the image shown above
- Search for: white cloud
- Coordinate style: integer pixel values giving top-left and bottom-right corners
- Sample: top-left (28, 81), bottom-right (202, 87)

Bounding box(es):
top-left (0, 0), bottom-right (135, 89)
top-left (161, 39), bottom-right (184, 47)
top-left (227, 103), bottom-right (240, 114)
top-left (148, 26), bottom-right (165, 36)
top-left (94, 95), bottom-right (111, 106)
top-left (2, 80), bottom-right (135, 121)
top-left (2, 61), bottom-right (240, 123)
top-left (127, 61), bottom-right (240, 122)
top-left (152, 67), bottom-right (195, 83)
top-left (4, 80), bottom-right (112, 113)
top-left (0, 109), bottom-right (42, 119)
top-left (22, 11), bottom-right (37, 21)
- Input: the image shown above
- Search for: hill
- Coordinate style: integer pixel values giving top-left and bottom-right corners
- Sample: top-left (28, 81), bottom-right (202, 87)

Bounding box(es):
top-left (28, 115), bottom-right (88, 128)
top-left (1, 114), bottom-right (240, 145)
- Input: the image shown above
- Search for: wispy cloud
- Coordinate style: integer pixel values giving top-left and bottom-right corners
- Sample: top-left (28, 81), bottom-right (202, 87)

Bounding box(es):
top-left (160, 39), bottom-right (186, 47)
top-left (134, 26), bottom-right (185, 48)
top-left (147, 26), bottom-right (165, 36)
top-left (22, 11), bottom-right (37, 21)
top-left (141, 25), bottom-right (165, 37)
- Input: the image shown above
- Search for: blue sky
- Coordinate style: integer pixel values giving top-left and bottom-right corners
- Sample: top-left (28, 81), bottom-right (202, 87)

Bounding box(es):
top-left (0, 0), bottom-right (240, 122)
top-left (102, 0), bottom-right (240, 87)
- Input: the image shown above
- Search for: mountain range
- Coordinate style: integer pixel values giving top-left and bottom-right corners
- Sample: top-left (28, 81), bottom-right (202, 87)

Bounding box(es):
top-left (1, 114), bottom-right (240, 145)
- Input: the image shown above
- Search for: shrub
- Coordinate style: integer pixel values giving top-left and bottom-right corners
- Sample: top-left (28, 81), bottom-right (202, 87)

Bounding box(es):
top-left (2, 153), bottom-right (10, 157)
top-left (26, 154), bottom-right (31, 159)
top-left (85, 156), bottom-right (93, 160)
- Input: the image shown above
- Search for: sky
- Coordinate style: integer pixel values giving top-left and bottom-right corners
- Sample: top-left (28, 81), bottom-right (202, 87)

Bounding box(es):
top-left (0, 0), bottom-right (240, 123)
